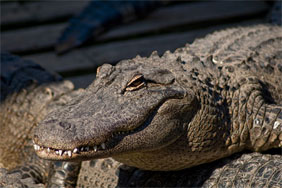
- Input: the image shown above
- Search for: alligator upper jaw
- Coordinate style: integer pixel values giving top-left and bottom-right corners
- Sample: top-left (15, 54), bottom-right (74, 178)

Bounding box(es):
top-left (34, 104), bottom-right (161, 160)
top-left (33, 116), bottom-right (147, 160)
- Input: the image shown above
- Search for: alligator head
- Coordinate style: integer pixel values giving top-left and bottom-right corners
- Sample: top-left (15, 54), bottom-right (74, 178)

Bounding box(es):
top-left (33, 54), bottom-right (201, 170)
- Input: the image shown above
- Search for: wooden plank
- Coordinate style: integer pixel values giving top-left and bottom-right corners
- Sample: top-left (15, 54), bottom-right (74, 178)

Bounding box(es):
top-left (1, 1), bottom-right (88, 28)
top-left (1, 23), bottom-right (66, 53)
top-left (23, 19), bottom-right (264, 74)
top-left (99, 1), bottom-right (269, 40)
top-left (23, 50), bottom-right (96, 74)
top-left (1, 1), bottom-right (268, 54)
top-left (68, 74), bottom-right (96, 89)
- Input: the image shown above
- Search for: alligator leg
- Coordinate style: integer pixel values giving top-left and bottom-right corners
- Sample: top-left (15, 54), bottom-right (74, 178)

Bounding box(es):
top-left (249, 103), bottom-right (282, 151)
top-left (226, 72), bottom-right (282, 154)
top-left (0, 153), bottom-right (50, 187)
top-left (46, 161), bottom-right (81, 188)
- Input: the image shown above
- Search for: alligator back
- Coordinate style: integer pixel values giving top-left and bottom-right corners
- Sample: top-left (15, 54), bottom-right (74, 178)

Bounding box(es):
top-left (0, 53), bottom-right (83, 187)
top-left (178, 25), bottom-right (282, 103)
top-left (0, 53), bottom-right (75, 186)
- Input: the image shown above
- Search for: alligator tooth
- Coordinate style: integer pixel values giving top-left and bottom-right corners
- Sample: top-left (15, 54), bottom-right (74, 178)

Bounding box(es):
top-left (93, 146), bottom-right (97, 152)
top-left (59, 150), bottom-right (63, 156)
top-left (80, 147), bottom-right (84, 151)
top-left (85, 146), bottom-right (89, 151)
top-left (101, 143), bottom-right (106, 149)
top-left (274, 121), bottom-right (280, 129)
top-left (34, 145), bottom-right (40, 150)
top-left (67, 151), bottom-right (72, 157)
top-left (47, 148), bottom-right (50, 153)
top-left (73, 148), bottom-right (78, 153)
top-left (55, 150), bottom-right (59, 155)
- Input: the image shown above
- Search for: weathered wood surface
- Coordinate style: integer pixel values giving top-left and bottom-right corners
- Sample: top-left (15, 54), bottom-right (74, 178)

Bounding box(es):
top-left (25, 20), bottom-right (263, 89)
top-left (1, 1), bottom-right (269, 54)
top-left (1, 1), bottom-right (88, 29)
top-left (2, 23), bottom-right (66, 54)
top-left (1, 1), bottom-right (272, 88)
top-left (69, 74), bottom-right (96, 89)
top-left (24, 19), bottom-right (264, 74)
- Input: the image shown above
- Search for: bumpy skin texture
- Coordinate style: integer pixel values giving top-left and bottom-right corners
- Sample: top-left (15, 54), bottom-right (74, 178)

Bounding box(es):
top-left (0, 52), bottom-right (73, 170)
top-left (2, 25), bottom-right (282, 187)
top-left (0, 168), bottom-right (44, 188)
top-left (34, 25), bottom-right (282, 172)
top-left (0, 53), bottom-right (83, 187)
top-left (76, 152), bottom-right (282, 187)
top-left (202, 152), bottom-right (282, 188)
top-left (0, 81), bottom-right (74, 170)
top-left (0, 52), bottom-right (61, 102)
top-left (46, 161), bottom-right (81, 188)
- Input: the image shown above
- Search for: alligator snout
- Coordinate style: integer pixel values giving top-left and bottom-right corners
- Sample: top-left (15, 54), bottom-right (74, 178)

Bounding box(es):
top-left (34, 117), bottom-right (78, 150)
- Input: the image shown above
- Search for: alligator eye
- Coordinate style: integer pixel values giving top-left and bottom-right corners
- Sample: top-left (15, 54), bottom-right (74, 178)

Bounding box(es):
top-left (125, 74), bottom-right (146, 91)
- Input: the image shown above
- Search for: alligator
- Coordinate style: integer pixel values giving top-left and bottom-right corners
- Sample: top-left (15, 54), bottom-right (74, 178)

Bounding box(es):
top-left (1, 25), bottom-right (282, 187)
top-left (0, 52), bottom-right (74, 170)
top-left (0, 52), bottom-right (82, 187)
top-left (76, 152), bottom-right (282, 187)
top-left (30, 24), bottom-right (282, 187)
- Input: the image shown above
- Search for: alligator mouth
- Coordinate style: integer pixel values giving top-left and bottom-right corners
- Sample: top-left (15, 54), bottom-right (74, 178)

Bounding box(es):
top-left (34, 103), bottom-right (159, 160)
top-left (34, 129), bottom-right (135, 160)
top-left (34, 96), bottom-right (182, 160)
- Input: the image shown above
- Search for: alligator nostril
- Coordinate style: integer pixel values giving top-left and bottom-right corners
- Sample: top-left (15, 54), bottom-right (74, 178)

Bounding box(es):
top-left (45, 119), bottom-right (57, 124)
top-left (33, 134), bottom-right (39, 141)
top-left (59, 121), bottom-right (72, 130)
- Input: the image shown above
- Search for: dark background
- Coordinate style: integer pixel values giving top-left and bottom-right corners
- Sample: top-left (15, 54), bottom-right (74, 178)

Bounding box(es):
top-left (1, 0), bottom-right (277, 88)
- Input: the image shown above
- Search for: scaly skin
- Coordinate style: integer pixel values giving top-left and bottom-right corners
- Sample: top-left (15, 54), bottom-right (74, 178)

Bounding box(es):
top-left (76, 152), bottom-right (282, 187)
top-left (0, 81), bottom-right (74, 170)
top-left (0, 84), bottom-right (84, 187)
top-left (0, 52), bottom-right (75, 171)
top-left (0, 53), bottom-right (83, 187)
top-left (1, 25), bottom-right (282, 187)
top-left (34, 25), bottom-right (282, 171)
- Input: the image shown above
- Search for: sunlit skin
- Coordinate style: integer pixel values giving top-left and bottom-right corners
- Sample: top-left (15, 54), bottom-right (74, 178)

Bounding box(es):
top-left (34, 25), bottom-right (282, 171)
